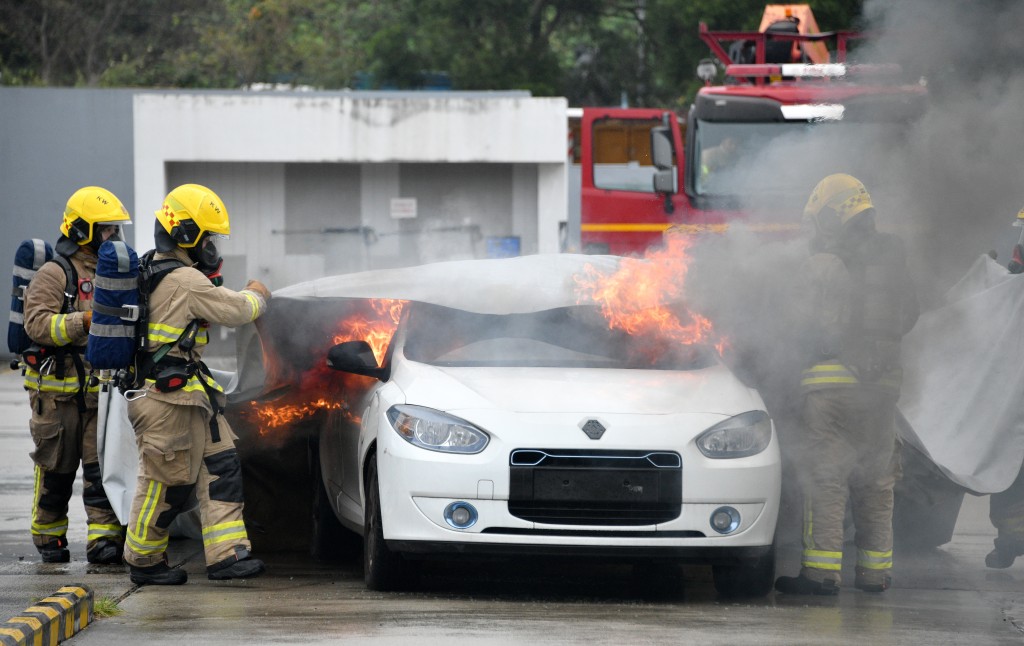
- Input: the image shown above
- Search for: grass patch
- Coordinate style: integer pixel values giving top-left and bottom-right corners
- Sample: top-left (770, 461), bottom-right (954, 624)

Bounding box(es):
top-left (93, 596), bottom-right (124, 618)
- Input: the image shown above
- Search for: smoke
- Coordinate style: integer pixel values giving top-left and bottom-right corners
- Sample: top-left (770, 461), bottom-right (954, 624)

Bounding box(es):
top-left (859, 0), bottom-right (1024, 294)
top-left (677, 0), bottom-right (1024, 550)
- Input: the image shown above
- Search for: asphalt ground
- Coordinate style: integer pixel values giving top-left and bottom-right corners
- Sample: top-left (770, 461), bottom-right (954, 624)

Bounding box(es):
top-left (1, 369), bottom-right (1023, 644)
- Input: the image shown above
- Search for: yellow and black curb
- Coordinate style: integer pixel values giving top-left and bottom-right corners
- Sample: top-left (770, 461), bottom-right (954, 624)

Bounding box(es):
top-left (0, 584), bottom-right (93, 646)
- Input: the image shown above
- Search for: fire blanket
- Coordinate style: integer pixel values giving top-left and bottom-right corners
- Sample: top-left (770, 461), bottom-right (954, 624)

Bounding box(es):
top-left (898, 254), bottom-right (1024, 494)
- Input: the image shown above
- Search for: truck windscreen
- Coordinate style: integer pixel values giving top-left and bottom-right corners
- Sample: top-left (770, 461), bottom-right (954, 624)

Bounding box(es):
top-left (694, 120), bottom-right (907, 199)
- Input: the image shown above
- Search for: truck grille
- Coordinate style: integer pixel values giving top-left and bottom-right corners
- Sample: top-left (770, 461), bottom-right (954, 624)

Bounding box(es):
top-left (508, 449), bottom-right (682, 526)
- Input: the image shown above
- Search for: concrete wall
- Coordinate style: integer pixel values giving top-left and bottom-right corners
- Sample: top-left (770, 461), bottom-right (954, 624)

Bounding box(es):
top-left (132, 92), bottom-right (568, 290)
top-left (0, 87), bottom-right (568, 356)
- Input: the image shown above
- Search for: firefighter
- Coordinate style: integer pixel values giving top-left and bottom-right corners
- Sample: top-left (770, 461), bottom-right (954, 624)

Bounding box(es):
top-left (775, 174), bottom-right (919, 595)
top-left (124, 184), bottom-right (271, 585)
top-left (985, 206), bottom-right (1024, 568)
top-left (22, 186), bottom-right (131, 564)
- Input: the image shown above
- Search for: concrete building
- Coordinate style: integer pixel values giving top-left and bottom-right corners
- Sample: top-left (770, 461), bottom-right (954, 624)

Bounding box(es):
top-left (0, 87), bottom-right (569, 357)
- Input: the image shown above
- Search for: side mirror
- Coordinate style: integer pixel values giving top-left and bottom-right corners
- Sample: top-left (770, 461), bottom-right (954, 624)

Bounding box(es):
top-left (326, 341), bottom-right (387, 380)
top-left (653, 168), bottom-right (675, 194)
top-left (650, 125), bottom-right (674, 171)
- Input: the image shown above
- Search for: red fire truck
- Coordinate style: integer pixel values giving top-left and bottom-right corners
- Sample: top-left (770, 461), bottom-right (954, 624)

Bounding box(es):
top-left (570, 5), bottom-right (927, 256)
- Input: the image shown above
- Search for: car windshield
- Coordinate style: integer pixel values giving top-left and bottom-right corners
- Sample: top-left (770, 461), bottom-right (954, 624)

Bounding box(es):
top-left (402, 303), bottom-right (716, 370)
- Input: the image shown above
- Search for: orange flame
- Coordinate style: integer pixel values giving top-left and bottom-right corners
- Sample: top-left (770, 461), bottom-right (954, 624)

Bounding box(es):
top-left (248, 299), bottom-right (405, 439)
top-left (575, 234), bottom-right (728, 357)
top-left (332, 299), bottom-right (405, 363)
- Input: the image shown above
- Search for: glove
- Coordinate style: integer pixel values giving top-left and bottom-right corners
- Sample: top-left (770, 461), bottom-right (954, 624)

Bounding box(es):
top-left (244, 279), bottom-right (272, 302)
top-left (82, 310), bottom-right (92, 332)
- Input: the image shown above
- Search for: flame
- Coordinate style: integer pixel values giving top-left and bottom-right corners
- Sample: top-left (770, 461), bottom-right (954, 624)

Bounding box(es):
top-left (247, 299), bottom-right (406, 439)
top-left (575, 234), bottom-right (728, 357)
top-left (332, 299), bottom-right (405, 363)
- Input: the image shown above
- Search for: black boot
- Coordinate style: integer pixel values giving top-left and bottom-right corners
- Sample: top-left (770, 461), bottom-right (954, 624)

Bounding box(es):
top-left (774, 574), bottom-right (839, 596)
top-left (854, 573), bottom-right (891, 592)
top-left (87, 540), bottom-right (124, 565)
top-left (985, 547), bottom-right (1018, 569)
top-left (208, 556), bottom-right (266, 581)
top-left (39, 538), bottom-right (70, 563)
top-left (129, 561), bottom-right (187, 586)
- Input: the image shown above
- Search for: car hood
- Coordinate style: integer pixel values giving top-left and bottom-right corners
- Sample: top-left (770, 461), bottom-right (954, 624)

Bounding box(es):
top-left (393, 360), bottom-right (762, 416)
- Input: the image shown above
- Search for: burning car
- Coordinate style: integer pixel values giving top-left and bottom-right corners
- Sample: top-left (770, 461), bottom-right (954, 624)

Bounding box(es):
top-left (244, 246), bottom-right (781, 597)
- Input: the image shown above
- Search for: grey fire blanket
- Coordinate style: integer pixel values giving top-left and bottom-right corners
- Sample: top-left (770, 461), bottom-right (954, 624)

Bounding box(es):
top-left (898, 254), bottom-right (1024, 494)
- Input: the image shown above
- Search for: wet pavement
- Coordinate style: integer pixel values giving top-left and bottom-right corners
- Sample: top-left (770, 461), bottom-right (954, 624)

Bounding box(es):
top-left (1, 370), bottom-right (1022, 645)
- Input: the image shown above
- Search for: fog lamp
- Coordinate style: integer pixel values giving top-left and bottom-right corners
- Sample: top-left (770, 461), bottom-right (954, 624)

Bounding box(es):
top-left (710, 506), bottom-right (741, 534)
top-left (444, 501), bottom-right (478, 529)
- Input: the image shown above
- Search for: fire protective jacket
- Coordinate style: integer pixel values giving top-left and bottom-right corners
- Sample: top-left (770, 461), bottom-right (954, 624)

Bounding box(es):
top-left (140, 247), bottom-right (266, 408)
top-left (22, 248), bottom-right (98, 397)
top-left (799, 231), bottom-right (919, 394)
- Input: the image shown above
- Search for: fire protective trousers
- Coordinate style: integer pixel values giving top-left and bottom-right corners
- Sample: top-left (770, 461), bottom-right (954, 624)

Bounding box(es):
top-left (798, 387), bottom-right (900, 586)
top-left (124, 396), bottom-right (250, 569)
top-left (28, 390), bottom-right (124, 552)
top-left (990, 460), bottom-right (1024, 554)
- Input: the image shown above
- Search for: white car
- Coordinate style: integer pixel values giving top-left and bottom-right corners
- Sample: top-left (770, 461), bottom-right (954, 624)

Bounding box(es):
top-left (283, 255), bottom-right (781, 597)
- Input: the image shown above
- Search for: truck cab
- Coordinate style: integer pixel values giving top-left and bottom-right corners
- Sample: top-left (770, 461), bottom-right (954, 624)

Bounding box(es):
top-left (576, 5), bottom-right (927, 256)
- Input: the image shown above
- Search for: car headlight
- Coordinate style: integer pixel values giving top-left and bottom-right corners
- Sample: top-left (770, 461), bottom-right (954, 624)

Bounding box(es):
top-left (386, 405), bottom-right (489, 454)
top-left (696, 410), bottom-right (772, 459)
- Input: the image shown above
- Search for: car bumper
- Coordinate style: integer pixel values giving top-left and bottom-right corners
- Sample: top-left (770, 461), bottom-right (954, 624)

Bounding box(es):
top-left (374, 410), bottom-right (781, 556)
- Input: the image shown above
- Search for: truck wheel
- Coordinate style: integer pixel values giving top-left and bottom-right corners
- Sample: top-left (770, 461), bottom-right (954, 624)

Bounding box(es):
top-left (711, 542), bottom-right (776, 599)
top-left (364, 454), bottom-right (414, 591)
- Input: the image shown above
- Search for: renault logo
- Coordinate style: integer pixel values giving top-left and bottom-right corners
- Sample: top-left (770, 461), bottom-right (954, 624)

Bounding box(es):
top-left (580, 418), bottom-right (606, 440)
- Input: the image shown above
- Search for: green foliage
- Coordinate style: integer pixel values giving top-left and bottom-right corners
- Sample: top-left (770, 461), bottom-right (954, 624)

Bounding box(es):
top-left (93, 596), bottom-right (124, 618)
top-left (0, 0), bottom-right (867, 104)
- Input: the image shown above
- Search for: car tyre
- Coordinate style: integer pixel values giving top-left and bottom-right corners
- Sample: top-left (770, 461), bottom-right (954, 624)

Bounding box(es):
top-left (364, 454), bottom-right (414, 591)
top-left (310, 439), bottom-right (357, 561)
top-left (712, 542), bottom-right (776, 599)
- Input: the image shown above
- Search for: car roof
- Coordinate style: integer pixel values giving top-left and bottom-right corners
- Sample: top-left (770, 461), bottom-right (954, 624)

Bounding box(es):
top-left (273, 254), bottom-right (624, 314)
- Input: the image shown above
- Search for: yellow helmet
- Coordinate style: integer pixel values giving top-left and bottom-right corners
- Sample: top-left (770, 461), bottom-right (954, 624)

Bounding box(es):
top-left (60, 186), bottom-right (132, 247)
top-left (803, 173), bottom-right (874, 238)
top-left (1015, 205), bottom-right (1024, 227)
top-left (154, 184), bottom-right (231, 249)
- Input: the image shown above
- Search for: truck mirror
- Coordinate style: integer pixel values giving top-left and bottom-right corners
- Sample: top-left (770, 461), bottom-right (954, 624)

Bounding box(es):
top-left (653, 169), bottom-right (675, 194)
top-left (651, 126), bottom-right (674, 170)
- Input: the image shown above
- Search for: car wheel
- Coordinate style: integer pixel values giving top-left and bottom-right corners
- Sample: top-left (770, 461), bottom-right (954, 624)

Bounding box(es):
top-left (309, 439), bottom-right (356, 561)
top-left (711, 542), bottom-right (776, 599)
top-left (364, 454), bottom-right (414, 591)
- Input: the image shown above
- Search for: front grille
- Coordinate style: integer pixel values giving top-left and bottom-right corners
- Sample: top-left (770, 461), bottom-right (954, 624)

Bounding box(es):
top-left (508, 449), bottom-right (682, 526)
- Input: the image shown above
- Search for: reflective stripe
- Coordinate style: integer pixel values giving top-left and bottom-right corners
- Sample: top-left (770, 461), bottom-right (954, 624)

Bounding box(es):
top-left (50, 314), bottom-right (72, 346)
top-left (147, 323), bottom-right (185, 344)
top-left (857, 548), bottom-right (893, 570)
top-left (580, 223), bottom-right (672, 233)
top-left (23, 369), bottom-right (99, 394)
top-left (93, 275), bottom-right (137, 291)
top-left (125, 532), bottom-right (168, 555)
top-left (129, 479), bottom-right (164, 553)
top-left (243, 292), bottom-right (260, 321)
top-left (147, 322), bottom-right (208, 345)
top-left (9, 311), bottom-right (23, 324)
top-left (111, 240), bottom-right (131, 273)
top-left (87, 524), bottom-right (124, 541)
top-left (32, 518), bottom-right (70, 537)
top-left (13, 265), bottom-right (37, 281)
top-left (802, 548), bottom-right (843, 571)
top-left (802, 496), bottom-right (814, 550)
top-left (801, 362), bottom-right (858, 388)
top-left (90, 322), bottom-right (135, 338)
top-left (202, 520), bottom-right (248, 547)
top-left (144, 370), bottom-right (224, 395)
top-left (33, 239), bottom-right (47, 267)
